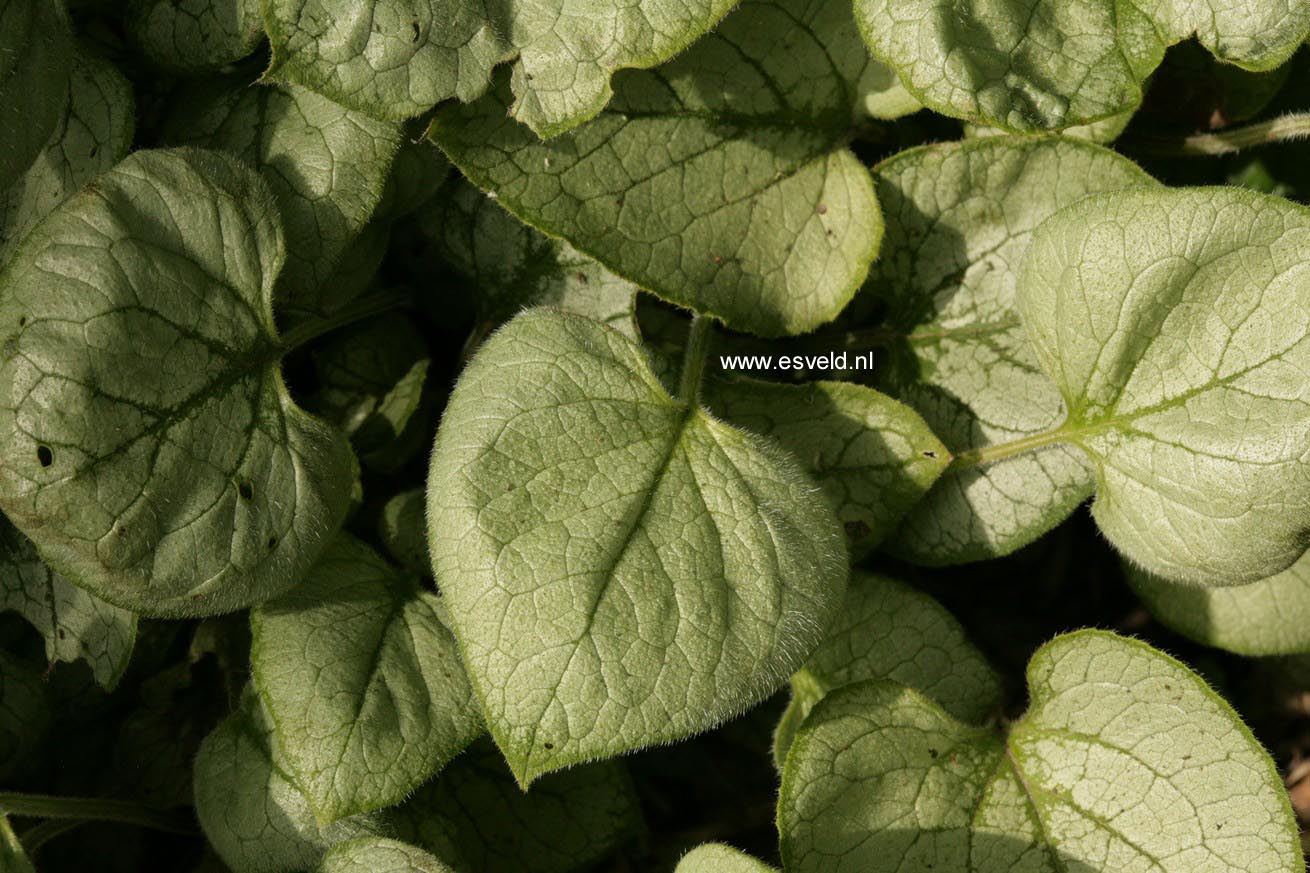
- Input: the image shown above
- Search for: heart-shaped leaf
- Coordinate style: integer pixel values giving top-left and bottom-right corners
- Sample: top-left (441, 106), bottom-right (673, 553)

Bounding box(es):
top-left (431, 0), bottom-right (884, 337)
top-left (780, 630), bottom-right (1302, 872)
top-left (0, 148), bottom-right (355, 616)
top-left (428, 308), bottom-right (846, 784)
top-left (251, 535), bottom-right (482, 823)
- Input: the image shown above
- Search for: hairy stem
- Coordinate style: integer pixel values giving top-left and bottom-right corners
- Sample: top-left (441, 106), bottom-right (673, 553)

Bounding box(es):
top-left (278, 289), bottom-right (411, 353)
top-left (0, 793), bottom-right (196, 836)
top-left (1127, 112), bottom-right (1310, 157)
top-left (678, 314), bottom-right (715, 405)
top-left (950, 426), bottom-right (1076, 469)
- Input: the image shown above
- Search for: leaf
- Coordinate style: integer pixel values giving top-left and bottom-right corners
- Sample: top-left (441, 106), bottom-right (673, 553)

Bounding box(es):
top-left (0, 517), bottom-right (136, 691)
top-left (676, 844), bottom-right (778, 872)
top-left (377, 489), bottom-right (430, 576)
top-left (704, 377), bottom-right (948, 558)
top-left (262, 0), bottom-right (737, 137)
top-left (1016, 186), bottom-right (1310, 583)
top-left (855, 0), bottom-right (1310, 132)
top-left (160, 81), bottom-right (403, 320)
top-left (428, 308), bottom-right (847, 785)
top-left (1127, 553), bottom-right (1310, 656)
top-left (194, 688), bottom-right (386, 873)
top-left (393, 739), bottom-right (644, 873)
top-left (431, 0), bottom-right (885, 338)
top-left (419, 178), bottom-right (639, 340)
top-left (779, 630), bottom-right (1302, 872)
top-left (859, 136), bottom-right (1157, 565)
top-left (0, 48), bottom-right (134, 266)
top-left (0, 651), bottom-right (50, 782)
top-left (250, 535), bottom-right (482, 823)
top-left (128, 0), bottom-right (264, 72)
top-left (0, 0), bottom-right (73, 192)
top-left (0, 148), bottom-right (355, 617)
top-left (306, 311), bottom-right (433, 473)
top-left (318, 837), bottom-right (454, 873)
top-left (772, 571), bottom-right (1002, 767)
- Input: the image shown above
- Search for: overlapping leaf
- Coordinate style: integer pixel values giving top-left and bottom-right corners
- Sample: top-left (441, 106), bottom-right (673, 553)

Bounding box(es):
top-left (0, 0), bottom-right (73, 191)
top-left (780, 630), bottom-right (1302, 872)
top-left (393, 739), bottom-right (644, 873)
top-left (676, 844), bottom-right (777, 872)
top-left (1018, 187), bottom-right (1310, 582)
top-left (1, 49), bottom-right (133, 265)
top-left (0, 518), bottom-right (136, 690)
top-left (162, 81), bottom-right (402, 319)
top-left (251, 536), bottom-right (481, 823)
top-left (263, 0), bottom-right (737, 137)
top-left (0, 148), bottom-right (355, 616)
top-left (771, 571), bottom-right (1001, 766)
top-left (128, 0), bottom-right (264, 72)
top-left (855, 0), bottom-right (1310, 132)
top-left (1128, 553), bottom-right (1310, 656)
top-left (704, 378), bottom-right (948, 558)
top-left (432, 0), bottom-right (884, 337)
top-left (860, 136), bottom-right (1155, 564)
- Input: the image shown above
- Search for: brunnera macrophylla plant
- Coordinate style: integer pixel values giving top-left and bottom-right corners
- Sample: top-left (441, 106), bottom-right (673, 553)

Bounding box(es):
top-left (4, 0), bottom-right (1310, 871)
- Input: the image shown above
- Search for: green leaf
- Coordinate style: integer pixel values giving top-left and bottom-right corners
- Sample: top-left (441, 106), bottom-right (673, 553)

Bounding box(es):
top-left (0, 817), bottom-right (34, 873)
top-left (128, 0), bottom-right (264, 72)
top-left (0, 517), bottom-right (136, 691)
top-left (393, 739), bottom-right (644, 873)
top-left (0, 49), bottom-right (134, 266)
top-left (0, 0), bottom-right (73, 192)
top-left (306, 312), bottom-right (432, 473)
top-left (0, 148), bottom-right (355, 617)
top-left (262, 0), bottom-right (737, 137)
top-left (431, 0), bottom-right (884, 338)
top-left (377, 489), bottom-right (429, 576)
top-left (0, 652), bottom-right (50, 782)
top-left (779, 630), bottom-right (1302, 872)
top-left (703, 378), bottom-right (948, 558)
top-left (428, 308), bottom-right (847, 785)
top-left (772, 571), bottom-right (1002, 767)
top-left (676, 844), bottom-right (778, 872)
top-left (855, 0), bottom-right (1310, 132)
top-left (318, 837), bottom-right (455, 873)
top-left (194, 688), bottom-right (385, 873)
top-left (160, 81), bottom-right (403, 321)
top-left (1128, 552), bottom-right (1310, 656)
top-left (250, 535), bottom-right (482, 823)
top-left (419, 179), bottom-right (639, 341)
top-left (860, 136), bottom-right (1156, 564)
top-left (1016, 186), bottom-right (1310, 583)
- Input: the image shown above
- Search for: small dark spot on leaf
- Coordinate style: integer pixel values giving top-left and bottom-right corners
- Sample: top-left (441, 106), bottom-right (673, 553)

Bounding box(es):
top-left (544, 742), bottom-right (554, 750)
top-left (928, 748), bottom-right (938, 759)
top-left (36, 445), bottom-right (52, 467)
top-left (923, 450), bottom-right (937, 459)
top-left (575, 272), bottom-right (588, 284)
top-left (57, 629), bottom-right (66, 640)
top-left (411, 20), bottom-right (420, 42)
top-left (89, 145), bottom-right (98, 158)
top-left (267, 536), bottom-right (278, 549)
top-left (815, 203), bottom-right (828, 215)
top-left (238, 481), bottom-right (253, 500)
top-left (18, 317), bottom-right (26, 327)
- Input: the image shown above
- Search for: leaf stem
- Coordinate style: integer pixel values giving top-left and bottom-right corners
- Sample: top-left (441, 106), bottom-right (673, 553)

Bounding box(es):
top-left (278, 289), bottom-right (411, 353)
top-left (18, 819), bottom-right (83, 852)
top-left (678, 314), bottom-right (715, 405)
top-left (951, 426), bottom-right (1075, 469)
top-left (1126, 112), bottom-right (1310, 157)
top-left (0, 793), bottom-right (196, 836)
